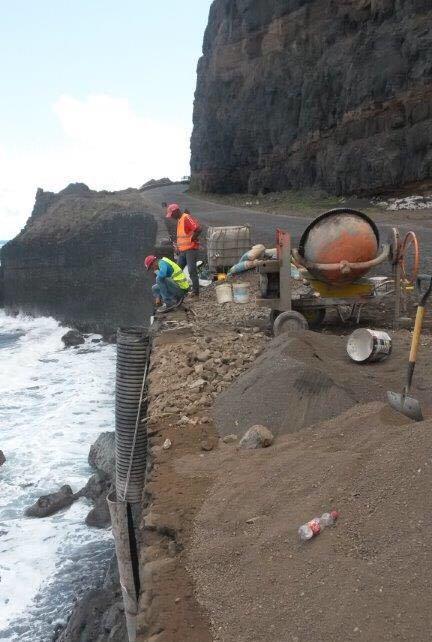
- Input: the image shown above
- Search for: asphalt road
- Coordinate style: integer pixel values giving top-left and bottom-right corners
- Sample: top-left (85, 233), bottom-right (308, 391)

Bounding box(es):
top-left (144, 184), bottom-right (432, 274)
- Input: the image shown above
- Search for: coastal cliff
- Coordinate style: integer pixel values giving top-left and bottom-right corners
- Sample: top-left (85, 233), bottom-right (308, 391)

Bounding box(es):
top-left (1, 184), bottom-right (169, 333)
top-left (191, 0), bottom-right (432, 196)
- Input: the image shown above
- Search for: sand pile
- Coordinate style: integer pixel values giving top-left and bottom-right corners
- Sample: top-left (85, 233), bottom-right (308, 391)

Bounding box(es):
top-left (214, 329), bottom-right (432, 437)
top-left (187, 402), bottom-right (432, 641)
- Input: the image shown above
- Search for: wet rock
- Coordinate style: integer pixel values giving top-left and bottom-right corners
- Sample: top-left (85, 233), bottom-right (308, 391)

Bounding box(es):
top-left (77, 471), bottom-right (111, 502)
top-left (85, 494), bottom-right (111, 529)
top-left (56, 587), bottom-right (125, 642)
top-left (62, 330), bottom-right (85, 347)
top-left (25, 485), bottom-right (75, 518)
top-left (239, 425), bottom-right (274, 450)
top-left (0, 450), bottom-right (5, 466)
top-left (89, 432), bottom-right (116, 480)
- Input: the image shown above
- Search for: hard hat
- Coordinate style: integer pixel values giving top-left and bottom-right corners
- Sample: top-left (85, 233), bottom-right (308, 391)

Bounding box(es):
top-left (144, 255), bottom-right (157, 270)
top-left (166, 203), bottom-right (181, 218)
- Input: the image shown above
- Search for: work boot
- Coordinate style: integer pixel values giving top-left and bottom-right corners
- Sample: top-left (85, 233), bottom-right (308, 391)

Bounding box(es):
top-left (155, 303), bottom-right (176, 314)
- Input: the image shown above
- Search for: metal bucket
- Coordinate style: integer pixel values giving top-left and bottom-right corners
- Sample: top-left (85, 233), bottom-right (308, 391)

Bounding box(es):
top-left (233, 282), bottom-right (250, 304)
top-left (347, 329), bottom-right (392, 363)
top-left (294, 209), bottom-right (386, 285)
top-left (216, 283), bottom-right (233, 304)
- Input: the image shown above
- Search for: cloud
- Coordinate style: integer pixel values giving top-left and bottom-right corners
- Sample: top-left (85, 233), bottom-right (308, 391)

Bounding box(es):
top-left (0, 94), bottom-right (191, 239)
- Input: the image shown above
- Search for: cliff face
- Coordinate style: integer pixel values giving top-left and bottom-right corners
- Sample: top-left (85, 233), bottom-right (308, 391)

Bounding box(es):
top-left (191, 0), bottom-right (432, 195)
top-left (1, 184), bottom-right (166, 333)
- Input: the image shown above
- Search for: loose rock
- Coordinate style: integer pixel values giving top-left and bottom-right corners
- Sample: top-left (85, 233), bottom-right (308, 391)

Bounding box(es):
top-left (223, 434), bottom-right (238, 444)
top-left (163, 439), bottom-right (172, 450)
top-left (239, 425), bottom-right (274, 450)
top-left (0, 450), bottom-right (5, 466)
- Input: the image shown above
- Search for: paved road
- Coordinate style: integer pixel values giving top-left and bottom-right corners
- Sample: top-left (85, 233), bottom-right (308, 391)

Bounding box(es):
top-left (144, 184), bottom-right (432, 274)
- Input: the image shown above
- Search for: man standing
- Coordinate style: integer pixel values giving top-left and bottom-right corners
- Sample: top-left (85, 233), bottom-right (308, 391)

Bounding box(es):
top-left (166, 204), bottom-right (202, 299)
top-left (144, 255), bottom-right (190, 312)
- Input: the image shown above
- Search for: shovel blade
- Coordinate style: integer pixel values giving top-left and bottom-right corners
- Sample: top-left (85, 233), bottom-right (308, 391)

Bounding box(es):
top-left (387, 391), bottom-right (423, 422)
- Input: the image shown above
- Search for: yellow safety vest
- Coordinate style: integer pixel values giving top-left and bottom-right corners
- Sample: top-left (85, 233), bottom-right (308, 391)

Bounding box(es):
top-left (162, 257), bottom-right (190, 290)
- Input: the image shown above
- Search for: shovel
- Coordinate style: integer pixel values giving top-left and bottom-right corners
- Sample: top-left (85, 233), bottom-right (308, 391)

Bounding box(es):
top-left (387, 274), bottom-right (432, 421)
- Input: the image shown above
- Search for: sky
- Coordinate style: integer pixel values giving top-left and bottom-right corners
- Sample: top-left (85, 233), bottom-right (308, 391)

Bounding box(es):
top-left (0, 0), bottom-right (213, 239)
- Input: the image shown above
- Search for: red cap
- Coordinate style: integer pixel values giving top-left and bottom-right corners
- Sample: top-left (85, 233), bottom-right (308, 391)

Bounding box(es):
top-left (166, 203), bottom-right (181, 218)
top-left (144, 255), bottom-right (157, 270)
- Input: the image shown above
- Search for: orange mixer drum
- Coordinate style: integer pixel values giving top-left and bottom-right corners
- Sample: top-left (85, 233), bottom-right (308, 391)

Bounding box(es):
top-left (298, 209), bottom-right (380, 285)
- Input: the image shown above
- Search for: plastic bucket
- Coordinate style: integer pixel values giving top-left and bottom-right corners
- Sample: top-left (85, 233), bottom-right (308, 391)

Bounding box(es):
top-left (233, 283), bottom-right (250, 304)
top-left (216, 283), bottom-right (233, 304)
top-left (347, 329), bottom-right (392, 363)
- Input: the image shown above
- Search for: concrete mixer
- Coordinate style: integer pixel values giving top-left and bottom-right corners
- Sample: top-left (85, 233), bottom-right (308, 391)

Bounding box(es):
top-left (256, 209), bottom-right (416, 335)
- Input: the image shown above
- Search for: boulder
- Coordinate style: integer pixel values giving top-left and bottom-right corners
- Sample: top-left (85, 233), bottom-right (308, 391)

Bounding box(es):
top-left (0, 450), bottom-right (5, 466)
top-left (62, 330), bottom-right (85, 347)
top-left (85, 494), bottom-right (111, 529)
top-left (25, 485), bottom-right (75, 518)
top-left (239, 425), bottom-right (274, 450)
top-left (88, 432), bottom-right (116, 480)
top-left (76, 471), bottom-right (111, 502)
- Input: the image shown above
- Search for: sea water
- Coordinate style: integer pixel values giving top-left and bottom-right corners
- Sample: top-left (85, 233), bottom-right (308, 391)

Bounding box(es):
top-left (0, 312), bottom-right (116, 641)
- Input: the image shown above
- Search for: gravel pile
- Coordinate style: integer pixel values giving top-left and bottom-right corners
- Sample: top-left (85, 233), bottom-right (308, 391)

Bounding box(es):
top-left (148, 275), bottom-right (271, 426)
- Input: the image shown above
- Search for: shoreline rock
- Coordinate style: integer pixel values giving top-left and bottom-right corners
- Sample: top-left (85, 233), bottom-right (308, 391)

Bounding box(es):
top-left (25, 485), bottom-right (75, 518)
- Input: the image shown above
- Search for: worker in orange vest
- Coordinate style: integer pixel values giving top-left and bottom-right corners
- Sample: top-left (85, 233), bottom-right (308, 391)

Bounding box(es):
top-left (166, 203), bottom-right (202, 298)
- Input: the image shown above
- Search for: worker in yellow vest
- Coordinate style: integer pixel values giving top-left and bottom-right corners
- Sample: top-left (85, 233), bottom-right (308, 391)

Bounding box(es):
top-left (144, 255), bottom-right (190, 313)
top-left (166, 204), bottom-right (202, 299)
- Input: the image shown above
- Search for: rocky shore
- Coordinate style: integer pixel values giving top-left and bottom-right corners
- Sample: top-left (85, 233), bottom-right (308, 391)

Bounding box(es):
top-left (53, 432), bottom-right (126, 641)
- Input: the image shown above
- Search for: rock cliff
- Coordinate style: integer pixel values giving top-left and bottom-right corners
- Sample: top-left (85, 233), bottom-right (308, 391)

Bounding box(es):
top-left (1, 184), bottom-right (169, 332)
top-left (191, 0), bottom-right (432, 195)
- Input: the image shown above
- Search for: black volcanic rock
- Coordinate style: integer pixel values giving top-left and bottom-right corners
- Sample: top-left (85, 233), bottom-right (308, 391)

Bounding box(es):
top-left (62, 330), bottom-right (85, 347)
top-left (191, 0), bottom-right (432, 196)
top-left (25, 485), bottom-right (75, 518)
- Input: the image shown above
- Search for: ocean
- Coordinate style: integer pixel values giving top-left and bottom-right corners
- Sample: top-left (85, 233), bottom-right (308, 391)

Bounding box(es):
top-left (0, 312), bottom-right (116, 641)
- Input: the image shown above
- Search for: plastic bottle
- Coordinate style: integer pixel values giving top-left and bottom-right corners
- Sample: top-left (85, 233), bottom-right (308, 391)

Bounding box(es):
top-left (298, 510), bottom-right (340, 542)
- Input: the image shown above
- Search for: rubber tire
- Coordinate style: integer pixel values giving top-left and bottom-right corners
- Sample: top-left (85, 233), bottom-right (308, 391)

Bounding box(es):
top-left (273, 311), bottom-right (309, 336)
top-left (302, 308), bottom-right (326, 329)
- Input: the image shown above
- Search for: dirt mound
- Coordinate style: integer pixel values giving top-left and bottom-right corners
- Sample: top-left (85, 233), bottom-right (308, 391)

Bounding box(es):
top-left (214, 330), bottom-right (432, 438)
top-left (187, 402), bottom-right (432, 641)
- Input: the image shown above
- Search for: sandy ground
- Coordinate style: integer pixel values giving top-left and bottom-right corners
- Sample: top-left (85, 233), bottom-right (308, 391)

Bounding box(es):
top-left (184, 401), bottom-right (432, 642)
top-left (137, 272), bottom-right (432, 642)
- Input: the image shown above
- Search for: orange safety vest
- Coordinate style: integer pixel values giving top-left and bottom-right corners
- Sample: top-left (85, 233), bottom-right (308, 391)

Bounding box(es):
top-left (177, 213), bottom-right (199, 252)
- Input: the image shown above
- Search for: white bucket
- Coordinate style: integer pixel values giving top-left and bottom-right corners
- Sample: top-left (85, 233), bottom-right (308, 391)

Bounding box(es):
top-left (347, 329), bottom-right (392, 363)
top-left (233, 282), bottom-right (250, 304)
top-left (216, 283), bottom-right (233, 304)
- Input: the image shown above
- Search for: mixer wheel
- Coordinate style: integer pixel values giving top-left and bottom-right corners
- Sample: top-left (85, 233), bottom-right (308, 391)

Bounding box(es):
top-left (302, 308), bottom-right (326, 329)
top-left (273, 311), bottom-right (309, 337)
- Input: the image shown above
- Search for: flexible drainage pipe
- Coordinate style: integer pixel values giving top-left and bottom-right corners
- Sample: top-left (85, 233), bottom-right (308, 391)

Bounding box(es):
top-left (115, 326), bottom-right (149, 503)
top-left (110, 326), bottom-right (150, 641)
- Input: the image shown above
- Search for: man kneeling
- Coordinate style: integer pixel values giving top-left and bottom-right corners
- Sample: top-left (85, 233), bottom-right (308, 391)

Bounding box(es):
top-left (144, 255), bottom-right (190, 312)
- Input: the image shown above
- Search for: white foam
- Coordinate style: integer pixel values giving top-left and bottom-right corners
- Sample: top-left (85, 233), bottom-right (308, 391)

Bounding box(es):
top-left (0, 312), bottom-right (115, 637)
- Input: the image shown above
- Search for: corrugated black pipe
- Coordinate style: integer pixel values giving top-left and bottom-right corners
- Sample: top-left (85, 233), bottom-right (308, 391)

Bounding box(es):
top-left (115, 326), bottom-right (149, 503)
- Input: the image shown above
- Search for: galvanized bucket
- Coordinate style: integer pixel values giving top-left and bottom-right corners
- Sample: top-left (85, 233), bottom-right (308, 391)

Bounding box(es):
top-left (347, 328), bottom-right (392, 363)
